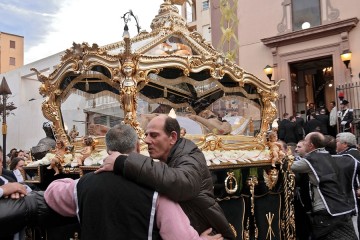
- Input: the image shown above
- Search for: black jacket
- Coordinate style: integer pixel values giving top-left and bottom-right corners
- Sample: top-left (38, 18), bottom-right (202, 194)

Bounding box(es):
top-left (114, 138), bottom-right (235, 239)
top-left (77, 172), bottom-right (161, 240)
top-left (1, 169), bottom-right (17, 182)
top-left (283, 121), bottom-right (298, 143)
top-left (314, 114), bottom-right (329, 135)
top-left (0, 191), bottom-right (77, 237)
top-left (295, 116), bottom-right (305, 136)
top-left (305, 118), bottom-right (322, 134)
top-left (306, 152), bottom-right (358, 216)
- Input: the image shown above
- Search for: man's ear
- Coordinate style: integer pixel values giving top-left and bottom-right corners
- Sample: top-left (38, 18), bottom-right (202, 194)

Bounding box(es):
top-left (170, 131), bottom-right (178, 145)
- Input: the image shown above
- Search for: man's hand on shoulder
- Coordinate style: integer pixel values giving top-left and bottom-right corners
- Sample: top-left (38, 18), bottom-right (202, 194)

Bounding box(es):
top-left (200, 228), bottom-right (223, 240)
top-left (1, 182), bottom-right (27, 199)
top-left (95, 151), bottom-right (122, 174)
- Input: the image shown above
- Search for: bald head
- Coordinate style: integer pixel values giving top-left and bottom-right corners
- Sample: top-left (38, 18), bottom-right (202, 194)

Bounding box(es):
top-left (148, 115), bottom-right (181, 139)
top-left (145, 115), bottom-right (180, 162)
top-left (304, 132), bottom-right (326, 152)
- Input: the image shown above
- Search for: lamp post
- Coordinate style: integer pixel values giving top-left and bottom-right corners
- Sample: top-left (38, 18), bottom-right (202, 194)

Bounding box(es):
top-left (0, 77), bottom-right (12, 168)
top-left (264, 65), bottom-right (274, 82)
top-left (341, 50), bottom-right (352, 78)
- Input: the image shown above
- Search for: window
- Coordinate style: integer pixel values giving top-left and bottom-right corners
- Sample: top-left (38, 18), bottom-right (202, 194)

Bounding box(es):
top-left (10, 40), bottom-right (15, 49)
top-left (202, 24), bottom-right (211, 42)
top-left (186, 2), bottom-right (194, 22)
top-left (292, 0), bottom-right (321, 31)
top-left (9, 57), bottom-right (16, 66)
top-left (202, 0), bottom-right (209, 10)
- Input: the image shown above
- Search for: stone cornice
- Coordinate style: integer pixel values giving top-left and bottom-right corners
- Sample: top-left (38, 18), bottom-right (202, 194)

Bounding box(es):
top-left (261, 17), bottom-right (359, 48)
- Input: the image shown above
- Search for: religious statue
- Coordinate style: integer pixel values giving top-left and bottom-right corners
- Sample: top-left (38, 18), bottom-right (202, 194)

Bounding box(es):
top-left (267, 132), bottom-right (285, 167)
top-left (75, 136), bottom-right (96, 166)
top-left (47, 140), bottom-right (67, 175)
top-left (187, 110), bottom-right (232, 135)
top-left (263, 168), bottom-right (279, 190)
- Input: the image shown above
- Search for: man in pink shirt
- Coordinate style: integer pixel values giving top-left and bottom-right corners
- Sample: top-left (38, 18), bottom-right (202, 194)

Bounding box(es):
top-left (45, 124), bottom-right (223, 240)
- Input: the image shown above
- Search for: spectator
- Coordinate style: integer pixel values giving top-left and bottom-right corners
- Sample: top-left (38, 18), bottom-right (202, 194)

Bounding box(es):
top-left (295, 140), bottom-right (306, 157)
top-left (97, 115), bottom-right (235, 239)
top-left (45, 124), bottom-right (222, 240)
top-left (338, 99), bottom-right (353, 133)
top-left (306, 103), bottom-right (316, 122)
top-left (329, 101), bottom-right (337, 137)
top-left (335, 132), bottom-right (360, 238)
top-left (291, 132), bottom-right (358, 239)
top-left (295, 112), bottom-right (305, 140)
top-left (278, 113), bottom-right (290, 141)
top-left (304, 113), bottom-right (322, 134)
top-left (283, 116), bottom-right (298, 144)
top-left (315, 108), bottom-right (329, 135)
top-left (9, 157), bottom-right (25, 182)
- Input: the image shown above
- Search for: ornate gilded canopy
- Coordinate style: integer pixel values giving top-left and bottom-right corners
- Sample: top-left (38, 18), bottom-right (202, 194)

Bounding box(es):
top-left (31, 0), bottom-right (281, 149)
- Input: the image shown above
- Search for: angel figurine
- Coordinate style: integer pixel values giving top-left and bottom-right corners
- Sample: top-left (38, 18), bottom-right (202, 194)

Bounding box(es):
top-left (47, 140), bottom-right (67, 175)
top-left (76, 136), bottom-right (95, 166)
top-left (267, 132), bottom-right (285, 167)
top-left (264, 168), bottom-right (279, 190)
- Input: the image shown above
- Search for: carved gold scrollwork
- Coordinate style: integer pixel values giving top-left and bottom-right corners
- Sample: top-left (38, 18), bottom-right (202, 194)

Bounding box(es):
top-left (119, 57), bottom-right (144, 138)
top-left (246, 175), bottom-right (258, 215)
top-left (224, 171), bottom-right (238, 194)
top-left (32, 68), bottom-right (70, 146)
top-left (199, 134), bottom-right (223, 151)
top-left (257, 90), bottom-right (279, 143)
top-left (281, 155), bottom-right (296, 240)
top-left (243, 218), bottom-right (250, 240)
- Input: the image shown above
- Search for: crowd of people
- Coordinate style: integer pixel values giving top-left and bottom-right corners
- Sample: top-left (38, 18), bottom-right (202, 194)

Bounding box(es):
top-left (276, 99), bottom-right (360, 239)
top-left (1, 116), bottom-right (234, 240)
top-left (1, 99), bottom-right (360, 239)
top-left (278, 99), bottom-right (353, 144)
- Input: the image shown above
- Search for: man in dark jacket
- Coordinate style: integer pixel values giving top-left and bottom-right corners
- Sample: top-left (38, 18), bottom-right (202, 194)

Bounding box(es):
top-left (283, 116), bottom-right (298, 143)
top-left (295, 112), bottom-right (305, 140)
top-left (304, 113), bottom-right (322, 134)
top-left (97, 115), bottom-right (235, 239)
top-left (72, 124), bottom-right (217, 240)
top-left (315, 108), bottom-right (329, 135)
top-left (335, 132), bottom-right (360, 238)
top-left (291, 132), bottom-right (358, 239)
top-left (278, 113), bottom-right (289, 141)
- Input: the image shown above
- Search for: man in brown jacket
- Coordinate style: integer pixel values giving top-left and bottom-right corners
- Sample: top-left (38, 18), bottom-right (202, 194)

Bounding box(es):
top-left (97, 115), bottom-right (235, 239)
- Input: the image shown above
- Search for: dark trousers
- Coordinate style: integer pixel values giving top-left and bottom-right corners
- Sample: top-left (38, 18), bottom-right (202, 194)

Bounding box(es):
top-left (310, 210), bottom-right (357, 240)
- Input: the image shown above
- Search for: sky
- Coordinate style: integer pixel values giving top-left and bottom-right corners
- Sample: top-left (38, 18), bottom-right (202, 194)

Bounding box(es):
top-left (0, 0), bottom-right (166, 64)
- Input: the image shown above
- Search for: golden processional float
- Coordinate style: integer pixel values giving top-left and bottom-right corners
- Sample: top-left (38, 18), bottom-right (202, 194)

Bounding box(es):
top-left (28, 0), bottom-right (295, 239)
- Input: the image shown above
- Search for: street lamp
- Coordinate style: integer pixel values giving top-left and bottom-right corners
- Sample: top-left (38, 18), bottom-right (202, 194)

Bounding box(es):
top-left (264, 65), bottom-right (274, 82)
top-left (0, 77), bottom-right (12, 168)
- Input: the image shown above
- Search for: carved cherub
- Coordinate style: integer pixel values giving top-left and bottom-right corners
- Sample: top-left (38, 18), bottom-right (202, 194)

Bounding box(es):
top-left (76, 136), bottom-right (95, 166)
top-left (264, 168), bottom-right (279, 190)
top-left (47, 140), bottom-right (67, 175)
top-left (267, 132), bottom-right (285, 167)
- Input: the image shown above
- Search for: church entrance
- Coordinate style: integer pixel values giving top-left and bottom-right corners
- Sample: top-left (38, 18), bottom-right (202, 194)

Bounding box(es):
top-left (289, 56), bottom-right (335, 115)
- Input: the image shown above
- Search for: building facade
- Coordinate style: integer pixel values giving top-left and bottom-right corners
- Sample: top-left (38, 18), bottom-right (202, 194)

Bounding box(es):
top-left (0, 32), bottom-right (24, 73)
top-left (1, 0), bottom-right (360, 151)
top-left (182, 0), bottom-right (360, 117)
